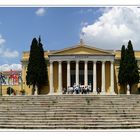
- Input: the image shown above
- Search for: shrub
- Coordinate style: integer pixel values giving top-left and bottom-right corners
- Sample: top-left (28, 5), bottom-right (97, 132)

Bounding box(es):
top-left (7, 87), bottom-right (15, 95)
top-left (20, 89), bottom-right (26, 95)
top-left (138, 87), bottom-right (140, 93)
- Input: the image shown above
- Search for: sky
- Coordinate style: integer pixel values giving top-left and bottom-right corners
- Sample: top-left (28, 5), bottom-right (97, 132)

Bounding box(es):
top-left (0, 7), bottom-right (140, 71)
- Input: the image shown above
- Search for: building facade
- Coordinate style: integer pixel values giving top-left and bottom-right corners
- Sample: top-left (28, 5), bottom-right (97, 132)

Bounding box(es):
top-left (21, 41), bottom-right (140, 95)
top-left (0, 70), bottom-right (22, 95)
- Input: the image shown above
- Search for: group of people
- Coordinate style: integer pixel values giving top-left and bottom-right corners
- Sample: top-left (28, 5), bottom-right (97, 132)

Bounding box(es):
top-left (64, 83), bottom-right (92, 94)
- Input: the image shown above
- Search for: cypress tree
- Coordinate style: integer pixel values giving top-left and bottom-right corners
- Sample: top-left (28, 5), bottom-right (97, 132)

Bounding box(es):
top-left (37, 36), bottom-right (48, 93)
top-left (118, 45), bottom-right (127, 88)
top-left (125, 40), bottom-right (139, 92)
top-left (26, 37), bottom-right (48, 94)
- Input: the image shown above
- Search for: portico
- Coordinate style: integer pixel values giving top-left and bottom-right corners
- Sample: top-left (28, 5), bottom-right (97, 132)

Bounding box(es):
top-left (48, 43), bottom-right (115, 95)
top-left (21, 40), bottom-right (140, 95)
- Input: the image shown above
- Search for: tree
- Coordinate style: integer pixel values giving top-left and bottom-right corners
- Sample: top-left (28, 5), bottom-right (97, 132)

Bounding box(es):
top-left (26, 37), bottom-right (48, 94)
top-left (7, 87), bottom-right (15, 95)
top-left (125, 40), bottom-right (139, 93)
top-left (37, 36), bottom-right (48, 93)
top-left (118, 45), bottom-right (127, 89)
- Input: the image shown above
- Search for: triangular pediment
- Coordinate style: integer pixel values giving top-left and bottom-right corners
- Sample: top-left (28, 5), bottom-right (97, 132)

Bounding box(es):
top-left (49, 44), bottom-right (114, 56)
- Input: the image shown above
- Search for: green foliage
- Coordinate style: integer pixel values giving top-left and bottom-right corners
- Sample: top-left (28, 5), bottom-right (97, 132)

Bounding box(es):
top-left (118, 40), bottom-right (139, 93)
top-left (38, 36), bottom-right (48, 87)
top-left (7, 87), bottom-right (15, 95)
top-left (125, 40), bottom-right (139, 87)
top-left (118, 45), bottom-right (126, 85)
top-left (26, 37), bottom-right (48, 94)
top-left (138, 87), bottom-right (140, 93)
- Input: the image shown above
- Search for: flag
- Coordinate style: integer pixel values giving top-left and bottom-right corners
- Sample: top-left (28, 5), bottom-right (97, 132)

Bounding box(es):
top-left (0, 73), bottom-right (6, 84)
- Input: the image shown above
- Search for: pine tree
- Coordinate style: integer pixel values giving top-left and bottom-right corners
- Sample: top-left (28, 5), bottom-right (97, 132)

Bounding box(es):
top-left (26, 37), bottom-right (48, 94)
top-left (125, 40), bottom-right (139, 92)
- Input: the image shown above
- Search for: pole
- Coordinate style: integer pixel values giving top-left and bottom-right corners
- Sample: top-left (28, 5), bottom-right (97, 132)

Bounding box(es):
top-left (9, 69), bottom-right (12, 95)
top-left (0, 72), bottom-right (2, 96)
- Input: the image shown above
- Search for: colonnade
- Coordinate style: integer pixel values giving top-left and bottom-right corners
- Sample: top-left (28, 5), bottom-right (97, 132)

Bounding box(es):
top-left (50, 60), bottom-right (115, 94)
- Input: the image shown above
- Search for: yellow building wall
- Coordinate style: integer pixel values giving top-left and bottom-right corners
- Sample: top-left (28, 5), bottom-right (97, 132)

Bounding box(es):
top-left (22, 66), bottom-right (32, 95)
top-left (21, 59), bottom-right (50, 95)
top-left (2, 85), bottom-right (22, 95)
top-left (114, 64), bottom-right (119, 94)
top-left (21, 49), bottom-right (140, 95)
top-left (115, 50), bottom-right (140, 60)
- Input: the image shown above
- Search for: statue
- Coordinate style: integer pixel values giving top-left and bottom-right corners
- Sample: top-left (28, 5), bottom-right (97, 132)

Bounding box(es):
top-left (127, 84), bottom-right (130, 95)
top-left (34, 85), bottom-right (38, 95)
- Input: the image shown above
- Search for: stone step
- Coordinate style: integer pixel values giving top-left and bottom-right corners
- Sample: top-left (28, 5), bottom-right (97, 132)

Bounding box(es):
top-left (0, 115), bottom-right (140, 120)
top-left (0, 113), bottom-right (139, 117)
top-left (0, 110), bottom-right (140, 114)
top-left (1, 99), bottom-right (136, 101)
top-left (1, 96), bottom-right (140, 99)
top-left (0, 103), bottom-right (138, 105)
top-left (0, 125), bottom-right (140, 130)
top-left (0, 122), bottom-right (139, 128)
top-left (1, 120), bottom-right (140, 125)
top-left (0, 102), bottom-right (139, 106)
top-left (1, 112), bottom-right (140, 117)
top-left (1, 94), bottom-right (140, 96)
top-left (1, 98), bottom-right (139, 100)
top-left (0, 100), bottom-right (139, 103)
top-left (1, 96), bottom-right (140, 100)
top-left (0, 123), bottom-right (140, 129)
top-left (0, 105), bottom-right (139, 108)
top-left (0, 117), bottom-right (140, 123)
top-left (0, 100), bottom-right (136, 103)
top-left (1, 97), bottom-right (134, 99)
top-left (0, 108), bottom-right (140, 112)
top-left (0, 95), bottom-right (140, 129)
top-left (0, 109), bottom-right (138, 112)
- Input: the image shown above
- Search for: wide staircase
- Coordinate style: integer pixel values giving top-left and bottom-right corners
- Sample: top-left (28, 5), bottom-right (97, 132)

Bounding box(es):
top-left (0, 95), bottom-right (140, 129)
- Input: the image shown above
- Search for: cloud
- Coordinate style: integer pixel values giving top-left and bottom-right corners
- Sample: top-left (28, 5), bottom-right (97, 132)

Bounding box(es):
top-left (2, 49), bottom-right (19, 58)
top-left (0, 64), bottom-right (22, 71)
top-left (81, 21), bottom-right (88, 27)
top-left (81, 7), bottom-right (140, 50)
top-left (77, 8), bottom-right (94, 14)
top-left (0, 35), bottom-right (6, 45)
top-left (0, 34), bottom-right (19, 59)
top-left (35, 8), bottom-right (46, 16)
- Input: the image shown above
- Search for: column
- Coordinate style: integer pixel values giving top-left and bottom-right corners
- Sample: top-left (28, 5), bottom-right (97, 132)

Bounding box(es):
top-left (22, 65), bottom-right (26, 91)
top-left (101, 61), bottom-right (106, 94)
top-left (110, 61), bottom-right (115, 94)
top-left (67, 61), bottom-right (71, 88)
top-left (50, 61), bottom-right (54, 94)
top-left (58, 61), bottom-right (62, 93)
top-left (76, 60), bottom-right (79, 85)
top-left (84, 61), bottom-right (88, 86)
top-left (93, 61), bottom-right (97, 94)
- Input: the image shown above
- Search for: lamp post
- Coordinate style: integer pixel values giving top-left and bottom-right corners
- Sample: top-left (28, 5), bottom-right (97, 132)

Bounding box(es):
top-left (0, 72), bottom-right (2, 96)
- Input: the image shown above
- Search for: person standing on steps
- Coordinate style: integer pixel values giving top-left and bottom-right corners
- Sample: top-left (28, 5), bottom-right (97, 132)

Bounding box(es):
top-left (97, 88), bottom-right (100, 94)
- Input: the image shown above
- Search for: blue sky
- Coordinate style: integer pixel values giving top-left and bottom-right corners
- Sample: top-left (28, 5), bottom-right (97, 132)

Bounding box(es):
top-left (0, 7), bottom-right (140, 71)
top-left (0, 7), bottom-right (103, 67)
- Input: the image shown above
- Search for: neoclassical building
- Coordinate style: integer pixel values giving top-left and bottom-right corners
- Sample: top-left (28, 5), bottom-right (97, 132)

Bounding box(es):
top-left (21, 41), bottom-right (140, 95)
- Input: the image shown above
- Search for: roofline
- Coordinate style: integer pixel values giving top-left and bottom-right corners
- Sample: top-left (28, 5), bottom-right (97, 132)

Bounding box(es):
top-left (48, 54), bottom-right (115, 56)
top-left (50, 43), bottom-right (115, 55)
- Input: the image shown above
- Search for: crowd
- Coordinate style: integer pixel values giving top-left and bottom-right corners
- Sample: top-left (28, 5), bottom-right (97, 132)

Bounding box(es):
top-left (64, 83), bottom-right (92, 94)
